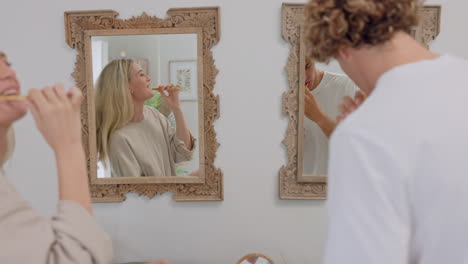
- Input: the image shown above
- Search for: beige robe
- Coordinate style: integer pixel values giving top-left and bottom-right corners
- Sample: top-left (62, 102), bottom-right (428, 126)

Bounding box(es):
top-left (0, 171), bottom-right (113, 263)
top-left (109, 106), bottom-right (196, 177)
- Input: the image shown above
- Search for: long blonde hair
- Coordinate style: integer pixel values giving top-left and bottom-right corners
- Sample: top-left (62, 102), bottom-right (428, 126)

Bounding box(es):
top-left (95, 59), bottom-right (134, 164)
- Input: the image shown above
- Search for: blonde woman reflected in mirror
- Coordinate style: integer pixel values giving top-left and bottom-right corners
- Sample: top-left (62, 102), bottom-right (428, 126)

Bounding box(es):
top-left (94, 59), bottom-right (196, 177)
top-left (0, 51), bottom-right (112, 263)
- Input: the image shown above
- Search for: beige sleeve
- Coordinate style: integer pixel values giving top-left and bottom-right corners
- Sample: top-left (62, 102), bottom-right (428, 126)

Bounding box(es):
top-left (162, 116), bottom-right (197, 163)
top-left (108, 133), bottom-right (141, 177)
top-left (0, 174), bottom-right (113, 264)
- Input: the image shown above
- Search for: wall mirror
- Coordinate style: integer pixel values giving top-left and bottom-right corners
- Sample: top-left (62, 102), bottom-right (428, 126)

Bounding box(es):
top-left (64, 7), bottom-right (223, 202)
top-left (280, 3), bottom-right (441, 199)
top-left (90, 31), bottom-right (202, 179)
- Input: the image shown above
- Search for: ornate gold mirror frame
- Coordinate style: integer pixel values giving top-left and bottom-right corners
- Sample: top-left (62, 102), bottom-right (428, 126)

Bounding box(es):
top-left (64, 7), bottom-right (223, 202)
top-left (280, 3), bottom-right (441, 199)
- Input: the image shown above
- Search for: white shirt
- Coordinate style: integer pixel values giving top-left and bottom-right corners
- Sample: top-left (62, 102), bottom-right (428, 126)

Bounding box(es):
top-left (324, 55), bottom-right (468, 264)
top-left (303, 72), bottom-right (358, 175)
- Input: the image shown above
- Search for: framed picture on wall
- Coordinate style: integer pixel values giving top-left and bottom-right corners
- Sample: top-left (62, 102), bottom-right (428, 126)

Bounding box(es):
top-left (169, 60), bottom-right (198, 101)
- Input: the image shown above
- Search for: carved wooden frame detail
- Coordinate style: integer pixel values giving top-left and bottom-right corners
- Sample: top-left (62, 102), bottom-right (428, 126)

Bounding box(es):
top-left (64, 7), bottom-right (223, 202)
top-left (279, 3), bottom-right (441, 199)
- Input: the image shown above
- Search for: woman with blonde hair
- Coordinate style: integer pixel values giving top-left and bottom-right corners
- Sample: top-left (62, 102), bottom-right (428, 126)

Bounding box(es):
top-left (0, 51), bottom-right (112, 263)
top-left (95, 59), bottom-right (195, 177)
top-left (304, 0), bottom-right (468, 263)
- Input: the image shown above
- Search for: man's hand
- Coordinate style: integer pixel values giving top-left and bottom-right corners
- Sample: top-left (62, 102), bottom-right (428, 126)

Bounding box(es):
top-left (336, 90), bottom-right (367, 123)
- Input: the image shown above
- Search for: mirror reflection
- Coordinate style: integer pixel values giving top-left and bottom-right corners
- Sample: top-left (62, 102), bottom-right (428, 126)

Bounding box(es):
top-left (91, 34), bottom-right (200, 178)
top-left (302, 58), bottom-right (360, 176)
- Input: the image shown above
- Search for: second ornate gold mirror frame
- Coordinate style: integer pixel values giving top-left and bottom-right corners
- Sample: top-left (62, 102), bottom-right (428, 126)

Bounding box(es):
top-left (64, 7), bottom-right (223, 202)
top-left (280, 3), bottom-right (441, 199)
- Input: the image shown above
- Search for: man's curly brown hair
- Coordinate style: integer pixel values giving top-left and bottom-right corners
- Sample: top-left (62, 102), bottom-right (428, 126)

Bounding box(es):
top-left (304, 0), bottom-right (422, 63)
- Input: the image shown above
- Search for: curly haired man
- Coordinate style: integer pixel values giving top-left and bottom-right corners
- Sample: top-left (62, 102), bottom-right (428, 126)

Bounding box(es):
top-left (304, 1), bottom-right (468, 263)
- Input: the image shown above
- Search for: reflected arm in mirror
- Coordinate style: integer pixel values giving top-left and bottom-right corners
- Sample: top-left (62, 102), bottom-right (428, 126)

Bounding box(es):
top-left (305, 87), bottom-right (367, 137)
top-left (173, 109), bottom-right (193, 150)
top-left (158, 101), bottom-right (196, 166)
top-left (159, 84), bottom-right (194, 150)
top-left (304, 88), bottom-right (336, 138)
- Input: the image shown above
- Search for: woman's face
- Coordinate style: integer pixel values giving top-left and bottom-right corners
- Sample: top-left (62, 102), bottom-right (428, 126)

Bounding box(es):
top-left (128, 62), bottom-right (153, 102)
top-left (0, 53), bottom-right (27, 129)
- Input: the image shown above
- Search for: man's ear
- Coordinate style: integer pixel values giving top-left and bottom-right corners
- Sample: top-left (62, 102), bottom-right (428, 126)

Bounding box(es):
top-left (337, 45), bottom-right (351, 61)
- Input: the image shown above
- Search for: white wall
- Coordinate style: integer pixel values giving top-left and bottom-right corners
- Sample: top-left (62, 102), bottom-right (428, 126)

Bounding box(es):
top-left (159, 34), bottom-right (197, 84)
top-left (1, 0), bottom-right (467, 263)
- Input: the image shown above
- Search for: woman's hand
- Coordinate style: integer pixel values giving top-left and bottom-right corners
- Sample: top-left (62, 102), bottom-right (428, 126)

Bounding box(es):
top-left (158, 84), bottom-right (181, 111)
top-left (336, 90), bottom-right (367, 123)
top-left (28, 84), bottom-right (83, 153)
